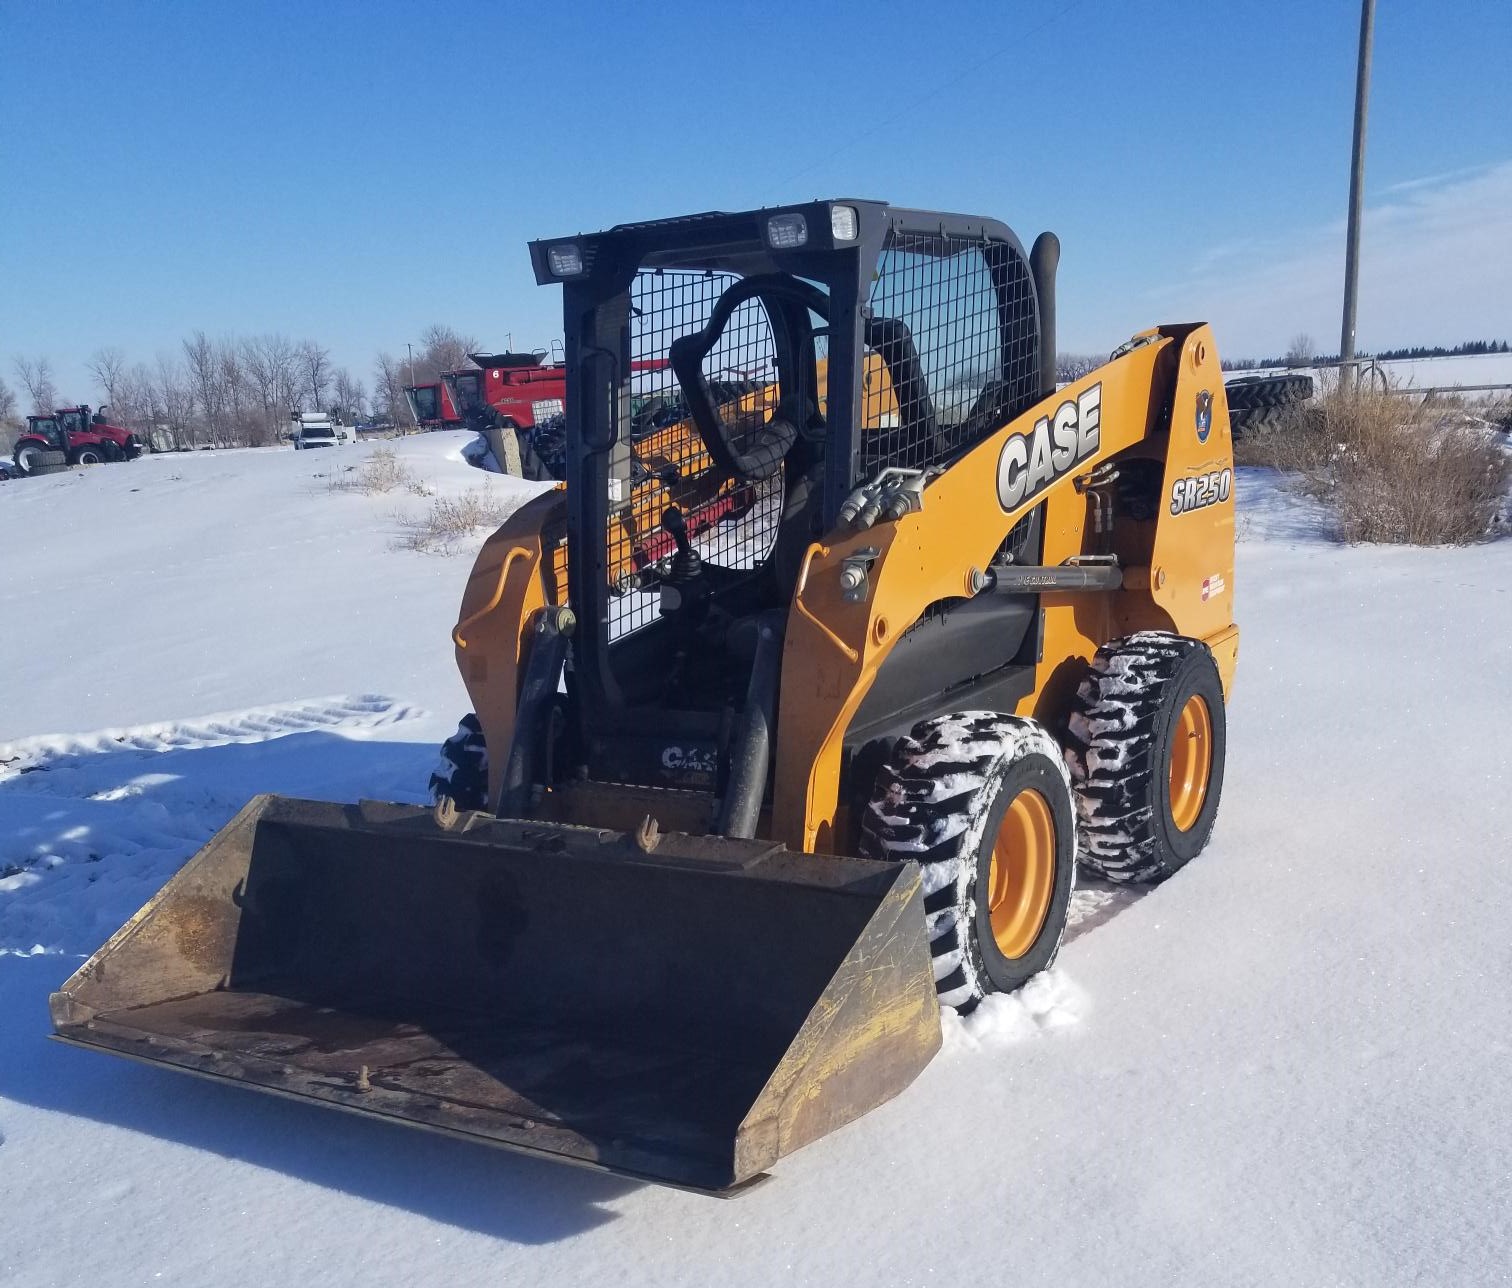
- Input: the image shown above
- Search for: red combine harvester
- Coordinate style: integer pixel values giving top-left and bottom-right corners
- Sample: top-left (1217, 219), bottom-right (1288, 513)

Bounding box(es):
top-left (403, 379), bottom-right (461, 429)
top-left (12, 406), bottom-right (142, 476)
top-left (403, 352), bottom-right (569, 434)
top-left (442, 351), bottom-right (568, 432)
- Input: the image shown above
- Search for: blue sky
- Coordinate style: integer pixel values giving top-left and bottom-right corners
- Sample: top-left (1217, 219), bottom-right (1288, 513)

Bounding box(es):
top-left (3, 0), bottom-right (1509, 403)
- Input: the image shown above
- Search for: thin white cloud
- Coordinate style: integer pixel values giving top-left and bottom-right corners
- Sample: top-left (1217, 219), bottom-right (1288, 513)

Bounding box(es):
top-left (1133, 160), bottom-right (1512, 357)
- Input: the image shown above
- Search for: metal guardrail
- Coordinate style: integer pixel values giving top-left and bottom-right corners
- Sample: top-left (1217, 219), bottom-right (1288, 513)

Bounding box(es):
top-left (1226, 356), bottom-right (1511, 401)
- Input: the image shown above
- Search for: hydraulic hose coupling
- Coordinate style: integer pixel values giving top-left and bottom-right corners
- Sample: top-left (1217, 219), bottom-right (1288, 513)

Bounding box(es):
top-left (840, 468), bottom-right (928, 530)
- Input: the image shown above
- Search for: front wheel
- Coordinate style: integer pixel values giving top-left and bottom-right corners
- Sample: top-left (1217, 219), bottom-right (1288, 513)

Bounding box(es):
top-left (74, 445), bottom-right (107, 465)
top-left (429, 714), bottom-right (488, 812)
top-left (860, 712), bottom-right (1077, 1013)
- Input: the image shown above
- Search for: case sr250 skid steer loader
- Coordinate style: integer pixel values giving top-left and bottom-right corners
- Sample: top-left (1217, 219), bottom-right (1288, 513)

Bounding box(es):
top-left (52, 200), bottom-right (1239, 1194)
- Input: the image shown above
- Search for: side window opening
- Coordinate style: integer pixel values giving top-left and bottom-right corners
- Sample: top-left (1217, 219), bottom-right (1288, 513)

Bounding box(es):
top-left (860, 233), bottom-right (1038, 479)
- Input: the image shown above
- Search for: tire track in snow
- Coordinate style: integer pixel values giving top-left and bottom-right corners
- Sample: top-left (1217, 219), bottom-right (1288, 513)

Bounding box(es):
top-left (0, 694), bottom-right (422, 780)
top-left (0, 695), bottom-right (428, 956)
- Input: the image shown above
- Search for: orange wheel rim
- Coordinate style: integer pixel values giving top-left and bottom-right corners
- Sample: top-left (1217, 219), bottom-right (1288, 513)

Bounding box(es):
top-left (987, 788), bottom-right (1056, 960)
top-left (1168, 694), bottom-right (1213, 832)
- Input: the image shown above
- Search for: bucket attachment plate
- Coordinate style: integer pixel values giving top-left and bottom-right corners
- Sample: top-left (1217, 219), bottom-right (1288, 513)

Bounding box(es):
top-left (50, 796), bottom-right (941, 1193)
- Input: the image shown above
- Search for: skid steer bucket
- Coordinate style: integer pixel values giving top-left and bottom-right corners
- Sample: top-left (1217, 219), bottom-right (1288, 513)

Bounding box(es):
top-left (50, 796), bottom-right (940, 1193)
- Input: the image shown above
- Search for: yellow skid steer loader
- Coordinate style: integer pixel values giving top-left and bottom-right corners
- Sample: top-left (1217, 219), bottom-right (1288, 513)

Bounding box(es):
top-left (52, 200), bottom-right (1238, 1194)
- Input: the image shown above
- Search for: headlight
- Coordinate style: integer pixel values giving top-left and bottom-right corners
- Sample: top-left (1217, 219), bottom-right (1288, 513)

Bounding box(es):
top-left (765, 214), bottom-right (808, 249)
top-left (547, 243), bottom-right (584, 276)
top-left (829, 204), bottom-right (859, 241)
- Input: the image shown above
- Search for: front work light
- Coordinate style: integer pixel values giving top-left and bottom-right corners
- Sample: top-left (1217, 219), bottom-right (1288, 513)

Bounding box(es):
top-left (765, 214), bottom-right (808, 249)
top-left (547, 244), bottom-right (584, 276)
top-left (830, 205), bottom-right (859, 241)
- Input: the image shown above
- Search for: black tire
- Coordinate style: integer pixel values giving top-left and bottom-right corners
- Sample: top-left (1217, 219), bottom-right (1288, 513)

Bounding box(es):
top-left (429, 714), bottom-right (488, 811)
top-left (1065, 632), bottom-right (1227, 884)
top-left (1224, 374), bottom-right (1313, 412)
top-left (74, 445), bottom-right (107, 465)
top-left (13, 445), bottom-right (65, 477)
top-left (860, 712), bottom-right (1077, 1013)
top-left (31, 462), bottom-right (71, 475)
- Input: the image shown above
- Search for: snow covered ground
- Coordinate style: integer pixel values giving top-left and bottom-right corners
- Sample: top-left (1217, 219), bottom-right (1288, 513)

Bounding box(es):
top-left (2, 440), bottom-right (1510, 1286)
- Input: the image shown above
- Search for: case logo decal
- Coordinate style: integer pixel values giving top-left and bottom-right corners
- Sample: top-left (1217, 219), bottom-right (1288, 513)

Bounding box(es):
top-left (997, 383), bottom-right (1101, 512)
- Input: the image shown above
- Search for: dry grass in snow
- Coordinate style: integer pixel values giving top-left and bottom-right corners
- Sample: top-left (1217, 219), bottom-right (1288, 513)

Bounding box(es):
top-left (1235, 386), bottom-right (1509, 545)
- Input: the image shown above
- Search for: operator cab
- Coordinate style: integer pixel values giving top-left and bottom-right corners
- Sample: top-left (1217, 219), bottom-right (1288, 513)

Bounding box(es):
top-left (527, 201), bottom-right (1052, 828)
top-left (29, 416), bottom-right (63, 448)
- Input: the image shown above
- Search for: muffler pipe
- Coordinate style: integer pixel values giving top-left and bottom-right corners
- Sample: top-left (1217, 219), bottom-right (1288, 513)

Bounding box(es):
top-left (1030, 231), bottom-right (1060, 400)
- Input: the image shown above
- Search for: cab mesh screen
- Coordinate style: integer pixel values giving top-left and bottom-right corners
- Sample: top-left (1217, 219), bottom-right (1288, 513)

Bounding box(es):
top-left (859, 231), bottom-right (1037, 480)
top-left (606, 269), bottom-right (785, 640)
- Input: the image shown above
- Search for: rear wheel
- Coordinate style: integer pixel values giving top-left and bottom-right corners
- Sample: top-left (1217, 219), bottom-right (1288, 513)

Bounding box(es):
top-left (860, 712), bottom-right (1077, 1013)
top-left (429, 714), bottom-right (488, 812)
top-left (75, 445), bottom-right (106, 465)
top-left (1065, 632), bottom-right (1227, 883)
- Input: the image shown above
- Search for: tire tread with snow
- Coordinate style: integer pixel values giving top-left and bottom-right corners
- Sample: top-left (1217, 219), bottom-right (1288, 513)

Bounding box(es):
top-left (429, 714), bottom-right (489, 812)
top-left (14, 446), bottom-right (67, 476)
top-left (1065, 632), bottom-right (1226, 884)
top-left (859, 711), bottom-right (1077, 1013)
top-left (1224, 374), bottom-right (1313, 411)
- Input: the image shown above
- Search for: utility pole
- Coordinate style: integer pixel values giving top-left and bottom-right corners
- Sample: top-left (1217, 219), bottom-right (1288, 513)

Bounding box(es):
top-left (406, 342), bottom-right (415, 434)
top-left (1339, 0), bottom-right (1376, 393)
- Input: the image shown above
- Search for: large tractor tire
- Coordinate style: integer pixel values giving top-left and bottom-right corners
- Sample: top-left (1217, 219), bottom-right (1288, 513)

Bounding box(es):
top-left (1065, 632), bottom-right (1226, 884)
top-left (74, 445), bottom-right (107, 465)
top-left (14, 445), bottom-right (66, 477)
top-left (428, 714), bottom-right (488, 812)
top-left (1225, 374), bottom-right (1314, 438)
top-left (859, 712), bottom-right (1077, 1013)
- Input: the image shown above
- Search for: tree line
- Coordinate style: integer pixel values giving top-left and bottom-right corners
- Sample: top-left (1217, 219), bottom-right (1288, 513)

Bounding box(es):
top-left (0, 325), bottom-right (479, 453)
top-left (1222, 336), bottom-right (1510, 372)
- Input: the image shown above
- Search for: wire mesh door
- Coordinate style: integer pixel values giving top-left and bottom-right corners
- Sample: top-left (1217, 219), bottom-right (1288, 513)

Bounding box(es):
top-left (859, 231), bottom-right (1038, 480)
top-left (607, 269), bottom-right (786, 640)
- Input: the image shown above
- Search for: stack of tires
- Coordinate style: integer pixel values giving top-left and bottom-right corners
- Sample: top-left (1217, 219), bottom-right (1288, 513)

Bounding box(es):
top-left (1223, 373), bottom-right (1314, 438)
top-left (13, 447), bottom-right (70, 477)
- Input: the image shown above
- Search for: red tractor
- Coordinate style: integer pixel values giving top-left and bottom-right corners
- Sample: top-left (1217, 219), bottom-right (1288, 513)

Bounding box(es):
top-left (13, 406), bottom-right (141, 476)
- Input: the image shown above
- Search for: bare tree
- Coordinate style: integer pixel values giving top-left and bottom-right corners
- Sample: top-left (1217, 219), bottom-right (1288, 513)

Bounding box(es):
top-left (0, 375), bottom-right (20, 452)
top-left (373, 351), bottom-right (415, 430)
top-left (243, 334), bottom-right (299, 441)
top-left (217, 340), bottom-right (255, 445)
top-left (1285, 333), bottom-right (1316, 367)
top-left (116, 362), bottom-right (161, 444)
top-left (332, 368), bottom-right (366, 421)
top-left (88, 346), bottom-right (128, 413)
top-left (1055, 353), bottom-right (1103, 384)
top-left (156, 354), bottom-right (198, 450)
top-left (12, 355), bottom-right (59, 414)
top-left (183, 330), bottom-right (225, 443)
top-left (297, 339), bottom-right (332, 412)
top-left (414, 325), bottom-right (479, 382)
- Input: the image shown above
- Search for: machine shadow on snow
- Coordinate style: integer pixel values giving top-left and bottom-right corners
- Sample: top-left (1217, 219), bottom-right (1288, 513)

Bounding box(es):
top-left (0, 959), bottom-right (638, 1242)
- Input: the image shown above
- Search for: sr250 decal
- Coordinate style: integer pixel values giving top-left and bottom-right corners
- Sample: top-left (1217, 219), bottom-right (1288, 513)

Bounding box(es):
top-left (1171, 468), bottom-right (1232, 516)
